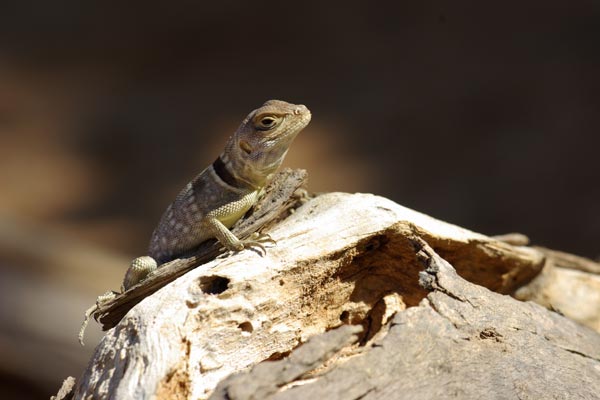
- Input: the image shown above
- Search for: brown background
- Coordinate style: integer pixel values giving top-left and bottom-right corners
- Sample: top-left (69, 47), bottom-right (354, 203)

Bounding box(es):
top-left (0, 1), bottom-right (598, 398)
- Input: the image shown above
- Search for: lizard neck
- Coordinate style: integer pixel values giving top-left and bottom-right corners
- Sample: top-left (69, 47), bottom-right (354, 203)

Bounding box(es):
top-left (212, 154), bottom-right (265, 191)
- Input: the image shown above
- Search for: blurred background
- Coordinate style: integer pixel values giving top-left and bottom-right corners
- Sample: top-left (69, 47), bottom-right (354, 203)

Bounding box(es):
top-left (0, 1), bottom-right (598, 398)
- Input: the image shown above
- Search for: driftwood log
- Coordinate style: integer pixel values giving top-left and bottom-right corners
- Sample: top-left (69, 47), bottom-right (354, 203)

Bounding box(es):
top-left (60, 173), bottom-right (600, 399)
top-left (211, 240), bottom-right (600, 400)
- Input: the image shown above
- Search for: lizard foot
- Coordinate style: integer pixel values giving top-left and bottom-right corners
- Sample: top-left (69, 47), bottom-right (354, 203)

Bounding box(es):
top-left (242, 232), bottom-right (277, 254)
top-left (78, 290), bottom-right (119, 346)
top-left (218, 232), bottom-right (276, 257)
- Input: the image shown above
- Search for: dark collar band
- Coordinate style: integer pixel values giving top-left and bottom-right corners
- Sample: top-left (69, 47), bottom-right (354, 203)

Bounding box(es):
top-left (213, 157), bottom-right (242, 188)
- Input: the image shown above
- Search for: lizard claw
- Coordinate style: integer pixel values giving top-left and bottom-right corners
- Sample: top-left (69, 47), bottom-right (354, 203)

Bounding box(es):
top-left (247, 232), bottom-right (276, 245)
top-left (243, 232), bottom-right (276, 255)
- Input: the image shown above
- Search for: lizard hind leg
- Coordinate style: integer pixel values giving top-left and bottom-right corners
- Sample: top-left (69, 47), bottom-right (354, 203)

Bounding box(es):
top-left (122, 256), bottom-right (158, 290)
top-left (79, 256), bottom-right (157, 346)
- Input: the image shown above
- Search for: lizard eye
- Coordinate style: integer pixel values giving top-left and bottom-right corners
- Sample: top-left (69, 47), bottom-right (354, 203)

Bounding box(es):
top-left (255, 115), bottom-right (281, 131)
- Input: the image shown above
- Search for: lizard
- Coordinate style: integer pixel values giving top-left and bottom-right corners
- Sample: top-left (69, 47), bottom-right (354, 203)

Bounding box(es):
top-left (124, 99), bottom-right (311, 289)
top-left (79, 99), bottom-right (310, 344)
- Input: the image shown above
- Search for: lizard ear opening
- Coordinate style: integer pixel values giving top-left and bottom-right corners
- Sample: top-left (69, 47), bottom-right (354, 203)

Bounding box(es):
top-left (239, 140), bottom-right (253, 154)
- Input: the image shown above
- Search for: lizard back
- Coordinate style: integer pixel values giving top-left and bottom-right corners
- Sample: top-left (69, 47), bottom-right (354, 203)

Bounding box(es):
top-left (148, 165), bottom-right (255, 263)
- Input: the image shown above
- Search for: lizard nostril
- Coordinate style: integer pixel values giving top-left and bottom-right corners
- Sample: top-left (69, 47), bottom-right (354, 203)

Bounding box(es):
top-left (293, 105), bottom-right (306, 115)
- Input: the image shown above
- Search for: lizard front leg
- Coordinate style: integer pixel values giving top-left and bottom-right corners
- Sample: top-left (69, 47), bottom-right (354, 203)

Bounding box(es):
top-left (204, 216), bottom-right (275, 253)
top-left (204, 190), bottom-right (274, 253)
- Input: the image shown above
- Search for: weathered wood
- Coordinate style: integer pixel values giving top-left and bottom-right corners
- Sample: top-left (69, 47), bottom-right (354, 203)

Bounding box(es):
top-left (73, 192), bottom-right (563, 399)
top-left (51, 376), bottom-right (75, 400)
top-left (210, 325), bottom-right (364, 400)
top-left (515, 263), bottom-right (600, 332)
top-left (534, 246), bottom-right (600, 274)
top-left (211, 240), bottom-right (600, 400)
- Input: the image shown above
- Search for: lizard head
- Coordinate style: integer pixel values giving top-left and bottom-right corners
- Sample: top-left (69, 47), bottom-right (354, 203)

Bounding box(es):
top-left (226, 99), bottom-right (311, 188)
